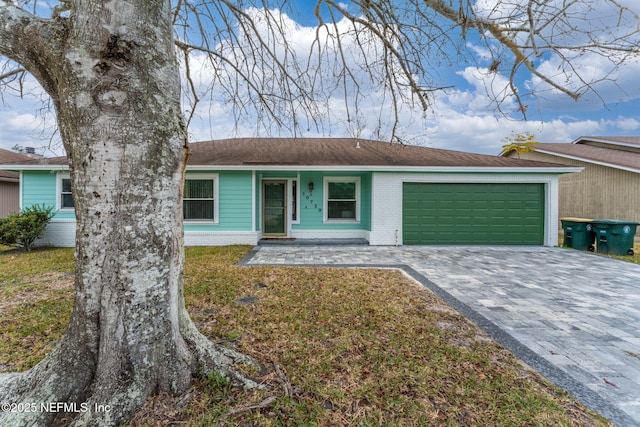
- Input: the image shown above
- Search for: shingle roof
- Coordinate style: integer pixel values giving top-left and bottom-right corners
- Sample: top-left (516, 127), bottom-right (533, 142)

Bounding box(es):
top-left (535, 139), bottom-right (640, 173)
top-left (0, 148), bottom-right (33, 181)
top-left (188, 138), bottom-right (566, 168)
top-left (574, 136), bottom-right (640, 148)
top-left (1, 138), bottom-right (573, 170)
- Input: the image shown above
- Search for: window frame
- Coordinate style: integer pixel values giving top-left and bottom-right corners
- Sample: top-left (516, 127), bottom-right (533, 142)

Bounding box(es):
top-left (183, 173), bottom-right (219, 224)
top-left (56, 173), bottom-right (75, 211)
top-left (323, 177), bottom-right (360, 223)
top-left (290, 178), bottom-right (300, 224)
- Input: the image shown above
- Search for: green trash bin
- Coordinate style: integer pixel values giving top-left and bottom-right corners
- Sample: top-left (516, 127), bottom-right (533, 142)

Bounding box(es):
top-left (560, 217), bottom-right (595, 251)
top-left (591, 220), bottom-right (639, 256)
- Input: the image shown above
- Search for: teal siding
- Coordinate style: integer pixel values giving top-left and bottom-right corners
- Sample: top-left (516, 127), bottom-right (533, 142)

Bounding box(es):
top-left (360, 173), bottom-right (372, 230)
top-left (184, 171), bottom-right (253, 232)
top-left (22, 171), bottom-right (75, 220)
top-left (218, 171), bottom-right (253, 231)
top-left (21, 169), bottom-right (373, 235)
top-left (294, 171), bottom-right (371, 231)
top-left (295, 171), bottom-right (324, 230)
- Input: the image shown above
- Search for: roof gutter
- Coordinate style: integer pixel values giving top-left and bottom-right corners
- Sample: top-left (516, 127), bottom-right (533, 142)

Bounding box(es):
top-left (0, 163), bottom-right (583, 174)
top-left (187, 164), bottom-right (583, 174)
top-left (0, 164), bottom-right (69, 171)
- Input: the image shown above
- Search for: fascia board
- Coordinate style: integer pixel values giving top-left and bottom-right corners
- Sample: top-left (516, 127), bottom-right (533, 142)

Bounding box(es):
top-left (0, 164), bottom-right (70, 171)
top-left (187, 164), bottom-right (583, 174)
top-left (0, 163), bottom-right (583, 174)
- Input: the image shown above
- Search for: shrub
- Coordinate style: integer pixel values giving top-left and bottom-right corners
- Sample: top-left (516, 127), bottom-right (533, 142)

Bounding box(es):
top-left (0, 205), bottom-right (55, 251)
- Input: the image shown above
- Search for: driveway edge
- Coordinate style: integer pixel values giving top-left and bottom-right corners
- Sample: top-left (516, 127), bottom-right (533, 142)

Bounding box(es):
top-left (238, 248), bottom-right (635, 426)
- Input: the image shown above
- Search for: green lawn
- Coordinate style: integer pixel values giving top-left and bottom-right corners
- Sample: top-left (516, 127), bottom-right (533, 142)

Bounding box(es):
top-left (1, 246), bottom-right (612, 426)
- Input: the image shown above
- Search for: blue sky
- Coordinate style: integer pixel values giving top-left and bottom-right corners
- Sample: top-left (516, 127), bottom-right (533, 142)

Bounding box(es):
top-left (1, 0), bottom-right (639, 156)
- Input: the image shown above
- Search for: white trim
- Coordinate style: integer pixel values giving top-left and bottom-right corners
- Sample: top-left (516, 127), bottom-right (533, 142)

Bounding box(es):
top-left (56, 172), bottom-right (75, 212)
top-left (0, 164), bottom-right (69, 171)
top-left (536, 149), bottom-right (640, 173)
top-left (186, 164), bottom-right (582, 174)
top-left (183, 173), bottom-right (219, 225)
top-left (290, 175), bottom-right (301, 225)
top-left (184, 231), bottom-right (259, 246)
top-left (251, 170), bottom-right (256, 233)
top-left (323, 176), bottom-right (361, 223)
top-left (19, 171), bottom-right (23, 210)
top-left (291, 229), bottom-right (369, 241)
top-left (0, 163), bottom-right (581, 174)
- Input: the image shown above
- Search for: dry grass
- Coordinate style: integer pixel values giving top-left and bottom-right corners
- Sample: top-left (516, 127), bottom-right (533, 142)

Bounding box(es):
top-left (1, 245), bottom-right (612, 426)
top-left (559, 235), bottom-right (640, 264)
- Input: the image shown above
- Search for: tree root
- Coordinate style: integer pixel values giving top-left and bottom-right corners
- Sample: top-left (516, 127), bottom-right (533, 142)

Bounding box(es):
top-left (0, 344), bottom-right (94, 426)
top-left (216, 362), bottom-right (294, 424)
top-left (180, 316), bottom-right (265, 390)
top-left (1, 301), bottom-right (266, 427)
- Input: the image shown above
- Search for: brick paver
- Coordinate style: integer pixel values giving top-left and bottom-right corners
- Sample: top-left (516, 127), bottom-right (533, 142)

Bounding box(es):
top-left (242, 245), bottom-right (640, 426)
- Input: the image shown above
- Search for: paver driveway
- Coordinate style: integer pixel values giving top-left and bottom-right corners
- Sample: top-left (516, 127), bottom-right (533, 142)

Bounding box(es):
top-left (242, 245), bottom-right (640, 427)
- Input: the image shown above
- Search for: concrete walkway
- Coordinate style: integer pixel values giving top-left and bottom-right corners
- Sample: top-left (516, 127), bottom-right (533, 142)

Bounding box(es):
top-left (240, 245), bottom-right (640, 427)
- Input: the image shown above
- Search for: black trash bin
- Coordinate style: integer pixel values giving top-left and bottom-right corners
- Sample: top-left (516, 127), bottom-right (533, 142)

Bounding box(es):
top-left (560, 218), bottom-right (595, 251)
top-left (591, 220), bottom-right (639, 256)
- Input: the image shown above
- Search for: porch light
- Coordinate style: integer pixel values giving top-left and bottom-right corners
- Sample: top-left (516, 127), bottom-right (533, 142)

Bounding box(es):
top-left (308, 181), bottom-right (314, 194)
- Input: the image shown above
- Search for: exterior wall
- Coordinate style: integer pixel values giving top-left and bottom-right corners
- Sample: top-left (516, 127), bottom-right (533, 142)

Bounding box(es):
top-left (23, 168), bottom-right (561, 247)
top-left (22, 171), bottom-right (59, 214)
top-left (0, 180), bottom-right (20, 217)
top-left (184, 170), bottom-right (254, 232)
top-left (19, 171), bottom-right (75, 247)
top-left (35, 220), bottom-right (76, 247)
top-left (369, 173), bottom-right (560, 246)
top-left (184, 231), bottom-right (258, 246)
top-left (27, 169), bottom-right (260, 247)
top-left (292, 171), bottom-right (372, 233)
top-left (516, 151), bottom-right (640, 238)
top-left (183, 170), bottom-right (257, 245)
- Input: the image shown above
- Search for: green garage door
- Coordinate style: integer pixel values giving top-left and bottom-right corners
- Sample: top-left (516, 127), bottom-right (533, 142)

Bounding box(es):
top-left (403, 183), bottom-right (545, 245)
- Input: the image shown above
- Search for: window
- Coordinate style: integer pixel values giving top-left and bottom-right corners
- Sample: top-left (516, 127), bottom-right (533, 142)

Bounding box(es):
top-left (61, 178), bottom-right (74, 209)
top-left (324, 177), bottom-right (360, 222)
top-left (184, 177), bottom-right (216, 221)
top-left (57, 174), bottom-right (74, 210)
top-left (291, 180), bottom-right (298, 222)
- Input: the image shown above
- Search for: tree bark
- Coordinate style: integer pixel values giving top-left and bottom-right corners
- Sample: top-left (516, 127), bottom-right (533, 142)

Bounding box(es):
top-left (0, 1), bottom-right (260, 425)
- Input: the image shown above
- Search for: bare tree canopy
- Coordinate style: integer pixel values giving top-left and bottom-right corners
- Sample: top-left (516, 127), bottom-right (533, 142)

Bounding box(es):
top-left (170, 0), bottom-right (640, 140)
top-left (0, 1), bottom-right (638, 426)
top-left (2, 1), bottom-right (640, 144)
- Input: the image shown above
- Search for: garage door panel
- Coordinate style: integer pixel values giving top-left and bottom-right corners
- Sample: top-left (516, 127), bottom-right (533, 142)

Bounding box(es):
top-left (403, 183), bottom-right (544, 245)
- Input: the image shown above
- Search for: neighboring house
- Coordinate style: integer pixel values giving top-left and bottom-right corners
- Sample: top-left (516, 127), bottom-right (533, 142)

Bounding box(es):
top-left (0, 138), bottom-right (580, 247)
top-left (0, 148), bottom-right (35, 217)
top-left (503, 136), bottom-right (640, 238)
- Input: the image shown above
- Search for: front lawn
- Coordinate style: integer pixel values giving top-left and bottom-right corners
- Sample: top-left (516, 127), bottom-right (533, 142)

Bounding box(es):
top-left (1, 246), bottom-right (611, 426)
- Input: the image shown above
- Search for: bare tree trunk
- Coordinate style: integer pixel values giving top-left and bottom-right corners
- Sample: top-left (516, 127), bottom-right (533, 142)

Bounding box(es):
top-left (0, 1), bottom-right (260, 425)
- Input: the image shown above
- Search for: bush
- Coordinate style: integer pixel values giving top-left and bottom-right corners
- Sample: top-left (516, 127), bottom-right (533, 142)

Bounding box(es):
top-left (0, 205), bottom-right (55, 251)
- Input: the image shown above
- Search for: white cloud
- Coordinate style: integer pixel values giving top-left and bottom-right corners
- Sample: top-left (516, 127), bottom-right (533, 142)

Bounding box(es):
top-left (1, 4), bottom-right (639, 158)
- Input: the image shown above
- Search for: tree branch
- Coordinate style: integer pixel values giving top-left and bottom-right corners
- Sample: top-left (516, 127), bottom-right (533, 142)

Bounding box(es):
top-left (0, 67), bottom-right (26, 82)
top-left (0, 1), bottom-right (66, 97)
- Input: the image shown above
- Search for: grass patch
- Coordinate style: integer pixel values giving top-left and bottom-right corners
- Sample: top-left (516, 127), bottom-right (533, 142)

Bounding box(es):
top-left (1, 245), bottom-right (611, 426)
top-left (610, 242), bottom-right (640, 264)
top-left (559, 235), bottom-right (640, 264)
